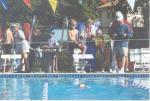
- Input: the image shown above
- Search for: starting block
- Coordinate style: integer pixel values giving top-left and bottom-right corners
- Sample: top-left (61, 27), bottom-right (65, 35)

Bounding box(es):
top-left (130, 48), bottom-right (150, 71)
top-left (73, 54), bottom-right (94, 73)
top-left (1, 54), bottom-right (21, 73)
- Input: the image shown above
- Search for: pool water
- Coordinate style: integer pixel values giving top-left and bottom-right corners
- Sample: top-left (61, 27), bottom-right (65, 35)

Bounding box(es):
top-left (0, 76), bottom-right (149, 100)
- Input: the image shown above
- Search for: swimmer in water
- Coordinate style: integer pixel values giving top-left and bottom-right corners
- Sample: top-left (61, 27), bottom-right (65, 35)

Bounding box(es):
top-left (79, 83), bottom-right (86, 88)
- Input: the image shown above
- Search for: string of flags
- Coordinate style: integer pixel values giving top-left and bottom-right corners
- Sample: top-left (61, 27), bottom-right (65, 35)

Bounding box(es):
top-left (0, 0), bottom-right (136, 13)
top-left (100, 0), bottom-right (108, 4)
top-left (23, 0), bottom-right (32, 10)
top-left (127, 0), bottom-right (136, 11)
top-left (0, 0), bottom-right (8, 10)
top-left (48, 0), bottom-right (58, 13)
top-left (0, 0), bottom-right (58, 13)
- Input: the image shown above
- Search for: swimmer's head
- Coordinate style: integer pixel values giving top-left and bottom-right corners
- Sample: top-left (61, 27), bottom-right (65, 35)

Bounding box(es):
top-left (79, 83), bottom-right (86, 88)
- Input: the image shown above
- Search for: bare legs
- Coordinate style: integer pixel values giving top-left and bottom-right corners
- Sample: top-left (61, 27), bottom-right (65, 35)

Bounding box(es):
top-left (78, 43), bottom-right (87, 54)
top-left (21, 52), bottom-right (29, 72)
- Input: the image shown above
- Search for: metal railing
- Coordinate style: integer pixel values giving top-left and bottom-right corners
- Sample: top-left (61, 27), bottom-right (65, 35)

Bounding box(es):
top-left (0, 40), bottom-right (149, 73)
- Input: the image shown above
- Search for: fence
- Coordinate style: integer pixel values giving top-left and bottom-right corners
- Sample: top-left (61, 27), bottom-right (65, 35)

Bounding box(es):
top-left (0, 38), bottom-right (149, 73)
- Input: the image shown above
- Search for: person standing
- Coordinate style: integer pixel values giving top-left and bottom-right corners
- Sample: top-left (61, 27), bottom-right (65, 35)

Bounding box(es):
top-left (3, 24), bottom-right (14, 54)
top-left (84, 18), bottom-right (96, 72)
top-left (95, 28), bottom-right (105, 72)
top-left (12, 23), bottom-right (30, 73)
top-left (48, 31), bottom-right (59, 73)
top-left (95, 28), bottom-right (111, 72)
top-left (29, 28), bottom-right (42, 71)
top-left (110, 11), bottom-right (133, 73)
top-left (2, 24), bottom-right (14, 69)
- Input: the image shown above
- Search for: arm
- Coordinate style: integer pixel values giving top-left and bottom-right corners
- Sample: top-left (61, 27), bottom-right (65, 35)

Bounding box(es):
top-left (109, 21), bottom-right (118, 39)
top-left (124, 20), bottom-right (133, 38)
top-left (18, 30), bottom-right (26, 40)
top-left (127, 25), bottom-right (133, 38)
top-left (54, 39), bottom-right (59, 46)
top-left (76, 30), bottom-right (79, 42)
top-left (11, 31), bottom-right (14, 42)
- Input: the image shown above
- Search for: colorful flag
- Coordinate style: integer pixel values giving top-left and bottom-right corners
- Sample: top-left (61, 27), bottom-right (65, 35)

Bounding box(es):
top-left (127, 0), bottom-right (135, 11)
top-left (48, 0), bottom-right (58, 13)
top-left (0, 0), bottom-right (8, 10)
top-left (23, 0), bottom-right (32, 9)
top-left (100, 0), bottom-right (108, 4)
top-left (23, 22), bottom-right (31, 41)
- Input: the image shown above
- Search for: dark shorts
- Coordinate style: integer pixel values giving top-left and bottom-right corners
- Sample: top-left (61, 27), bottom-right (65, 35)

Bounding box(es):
top-left (3, 44), bottom-right (12, 54)
top-left (68, 42), bottom-right (79, 52)
top-left (42, 51), bottom-right (56, 73)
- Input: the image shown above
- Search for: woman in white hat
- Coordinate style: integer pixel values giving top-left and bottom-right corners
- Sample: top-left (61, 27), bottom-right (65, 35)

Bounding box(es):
top-left (12, 23), bottom-right (30, 72)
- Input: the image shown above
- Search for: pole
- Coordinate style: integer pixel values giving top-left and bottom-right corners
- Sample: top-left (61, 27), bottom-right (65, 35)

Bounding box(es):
top-left (60, 16), bottom-right (68, 48)
top-left (29, 16), bottom-right (36, 44)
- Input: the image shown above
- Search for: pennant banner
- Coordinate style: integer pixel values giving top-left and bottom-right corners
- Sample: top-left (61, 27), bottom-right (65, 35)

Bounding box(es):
top-left (23, 22), bottom-right (31, 41)
top-left (127, 0), bottom-right (135, 11)
top-left (23, 0), bottom-right (32, 9)
top-left (0, 0), bottom-right (8, 10)
top-left (98, 2), bottom-right (112, 8)
top-left (48, 0), bottom-right (58, 13)
top-left (101, 0), bottom-right (108, 4)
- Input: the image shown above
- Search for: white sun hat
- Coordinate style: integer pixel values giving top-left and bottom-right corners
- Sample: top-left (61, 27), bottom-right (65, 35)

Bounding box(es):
top-left (11, 23), bottom-right (20, 27)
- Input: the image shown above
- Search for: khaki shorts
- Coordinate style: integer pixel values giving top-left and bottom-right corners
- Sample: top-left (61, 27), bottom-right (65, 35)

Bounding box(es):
top-left (114, 46), bottom-right (128, 57)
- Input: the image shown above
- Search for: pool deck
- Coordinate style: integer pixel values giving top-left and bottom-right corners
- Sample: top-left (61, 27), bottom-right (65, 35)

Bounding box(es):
top-left (0, 73), bottom-right (149, 78)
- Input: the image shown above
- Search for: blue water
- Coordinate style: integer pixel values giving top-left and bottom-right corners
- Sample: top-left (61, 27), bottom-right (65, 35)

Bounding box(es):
top-left (0, 77), bottom-right (149, 100)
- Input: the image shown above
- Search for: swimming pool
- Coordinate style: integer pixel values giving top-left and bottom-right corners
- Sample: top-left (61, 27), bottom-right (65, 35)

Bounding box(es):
top-left (0, 74), bottom-right (149, 100)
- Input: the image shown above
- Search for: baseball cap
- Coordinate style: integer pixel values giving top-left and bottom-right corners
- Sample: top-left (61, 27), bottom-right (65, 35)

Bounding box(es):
top-left (115, 11), bottom-right (124, 21)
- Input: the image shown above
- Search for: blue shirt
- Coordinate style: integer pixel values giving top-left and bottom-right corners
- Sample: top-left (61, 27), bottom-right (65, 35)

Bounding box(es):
top-left (77, 22), bottom-right (85, 34)
top-left (113, 23), bottom-right (131, 47)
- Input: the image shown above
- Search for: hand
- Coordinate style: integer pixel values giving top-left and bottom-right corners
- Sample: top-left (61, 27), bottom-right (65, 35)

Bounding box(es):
top-left (53, 43), bottom-right (56, 46)
top-left (86, 33), bottom-right (92, 38)
top-left (79, 35), bottom-right (84, 39)
top-left (74, 41), bottom-right (78, 44)
top-left (113, 33), bottom-right (117, 38)
top-left (113, 33), bottom-right (117, 37)
top-left (123, 33), bottom-right (127, 37)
